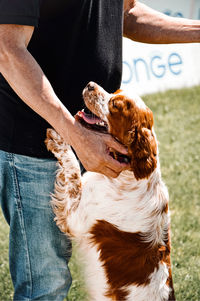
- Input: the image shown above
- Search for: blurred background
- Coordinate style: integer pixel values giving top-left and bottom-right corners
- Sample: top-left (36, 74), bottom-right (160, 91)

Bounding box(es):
top-left (121, 0), bottom-right (200, 95)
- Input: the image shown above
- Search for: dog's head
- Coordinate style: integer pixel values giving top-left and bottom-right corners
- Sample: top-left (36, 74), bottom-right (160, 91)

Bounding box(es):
top-left (75, 82), bottom-right (157, 180)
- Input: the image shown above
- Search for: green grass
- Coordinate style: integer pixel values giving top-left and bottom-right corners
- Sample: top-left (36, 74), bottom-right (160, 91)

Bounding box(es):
top-left (0, 213), bottom-right (13, 300)
top-left (0, 85), bottom-right (200, 300)
top-left (144, 86), bottom-right (200, 301)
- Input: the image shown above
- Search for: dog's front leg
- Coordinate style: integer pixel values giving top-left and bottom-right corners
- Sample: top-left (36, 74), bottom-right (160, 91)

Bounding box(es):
top-left (45, 128), bottom-right (82, 235)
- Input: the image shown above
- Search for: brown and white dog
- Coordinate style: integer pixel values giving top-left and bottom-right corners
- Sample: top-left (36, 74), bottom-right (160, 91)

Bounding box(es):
top-left (45, 82), bottom-right (175, 301)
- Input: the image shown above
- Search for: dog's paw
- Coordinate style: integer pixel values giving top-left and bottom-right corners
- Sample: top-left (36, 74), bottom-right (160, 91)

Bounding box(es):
top-left (45, 128), bottom-right (70, 155)
top-left (45, 128), bottom-right (61, 152)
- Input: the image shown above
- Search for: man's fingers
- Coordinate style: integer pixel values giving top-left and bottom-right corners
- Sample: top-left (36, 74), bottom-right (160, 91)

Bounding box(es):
top-left (103, 134), bottom-right (128, 155)
top-left (100, 166), bottom-right (119, 178)
top-left (105, 152), bottom-right (130, 173)
top-left (72, 126), bottom-right (130, 177)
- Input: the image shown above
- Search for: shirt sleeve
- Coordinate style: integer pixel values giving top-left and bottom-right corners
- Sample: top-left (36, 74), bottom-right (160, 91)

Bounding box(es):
top-left (0, 0), bottom-right (40, 27)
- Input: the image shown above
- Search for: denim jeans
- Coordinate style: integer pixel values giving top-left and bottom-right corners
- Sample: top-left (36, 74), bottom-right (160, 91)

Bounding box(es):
top-left (0, 150), bottom-right (72, 300)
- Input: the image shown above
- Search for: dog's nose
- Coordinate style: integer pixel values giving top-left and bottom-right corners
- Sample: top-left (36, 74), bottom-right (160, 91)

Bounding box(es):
top-left (87, 82), bottom-right (95, 91)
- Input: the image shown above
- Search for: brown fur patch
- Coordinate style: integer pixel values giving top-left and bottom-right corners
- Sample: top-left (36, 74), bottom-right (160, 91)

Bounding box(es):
top-left (108, 94), bottom-right (157, 180)
top-left (114, 89), bottom-right (123, 94)
top-left (162, 203), bottom-right (169, 214)
top-left (59, 172), bottom-right (66, 183)
top-left (69, 173), bottom-right (79, 180)
top-left (68, 184), bottom-right (81, 199)
top-left (90, 220), bottom-right (171, 300)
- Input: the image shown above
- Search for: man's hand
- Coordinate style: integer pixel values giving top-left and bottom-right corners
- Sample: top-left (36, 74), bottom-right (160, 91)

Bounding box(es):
top-left (69, 121), bottom-right (130, 178)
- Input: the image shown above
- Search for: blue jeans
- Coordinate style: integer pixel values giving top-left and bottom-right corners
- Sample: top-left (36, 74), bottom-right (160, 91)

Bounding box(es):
top-left (0, 150), bottom-right (72, 300)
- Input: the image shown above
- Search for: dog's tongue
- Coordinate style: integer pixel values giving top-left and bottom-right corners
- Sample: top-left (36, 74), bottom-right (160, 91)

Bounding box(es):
top-left (77, 111), bottom-right (102, 125)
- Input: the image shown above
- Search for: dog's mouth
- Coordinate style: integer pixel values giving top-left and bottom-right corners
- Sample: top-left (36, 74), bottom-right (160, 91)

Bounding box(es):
top-left (75, 107), bottom-right (131, 165)
top-left (75, 107), bottom-right (108, 134)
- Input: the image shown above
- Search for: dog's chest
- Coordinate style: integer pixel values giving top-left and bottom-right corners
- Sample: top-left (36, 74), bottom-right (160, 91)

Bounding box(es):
top-left (80, 171), bottom-right (168, 236)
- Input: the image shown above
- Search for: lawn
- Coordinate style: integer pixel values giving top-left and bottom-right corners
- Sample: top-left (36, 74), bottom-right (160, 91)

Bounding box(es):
top-left (0, 85), bottom-right (200, 301)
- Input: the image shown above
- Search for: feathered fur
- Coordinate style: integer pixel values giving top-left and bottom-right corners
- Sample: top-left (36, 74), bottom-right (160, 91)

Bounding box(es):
top-left (45, 82), bottom-right (175, 301)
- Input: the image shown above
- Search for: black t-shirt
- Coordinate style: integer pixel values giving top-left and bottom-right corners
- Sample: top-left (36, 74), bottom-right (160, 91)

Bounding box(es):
top-left (0, 0), bottom-right (123, 158)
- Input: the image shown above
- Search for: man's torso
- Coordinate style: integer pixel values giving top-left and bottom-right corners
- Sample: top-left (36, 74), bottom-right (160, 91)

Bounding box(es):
top-left (0, 0), bottom-right (124, 157)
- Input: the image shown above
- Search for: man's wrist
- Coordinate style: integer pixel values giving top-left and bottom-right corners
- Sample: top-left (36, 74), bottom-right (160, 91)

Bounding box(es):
top-left (52, 106), bottom-right (83, 150)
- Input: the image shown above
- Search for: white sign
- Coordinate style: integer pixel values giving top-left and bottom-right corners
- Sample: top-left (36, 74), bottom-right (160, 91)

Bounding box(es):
top-left (121, 0), bottom-right (200, 95)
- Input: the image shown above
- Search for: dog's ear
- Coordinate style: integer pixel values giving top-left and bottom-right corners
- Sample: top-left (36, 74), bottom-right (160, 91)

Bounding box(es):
top-left (130, 127), bottom-right (157, 180)
top-left (114, 89), bottom-right (123, 95)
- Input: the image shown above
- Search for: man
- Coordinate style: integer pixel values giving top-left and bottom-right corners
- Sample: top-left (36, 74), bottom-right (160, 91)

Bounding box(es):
top-left (0, 0), bottom-right (199, 300)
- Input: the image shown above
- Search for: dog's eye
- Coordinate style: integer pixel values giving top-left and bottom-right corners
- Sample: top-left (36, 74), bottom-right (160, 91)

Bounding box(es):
top-left (126, 102), bottom-right (131, 110)
top-left (112, 99), bottom-right (118, 109)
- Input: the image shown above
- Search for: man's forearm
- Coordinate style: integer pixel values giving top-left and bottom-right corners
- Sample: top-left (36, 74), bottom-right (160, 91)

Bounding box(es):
top-left (123, 1), bottom-right (200, 44)
top-left (0, 44), bottom-right (77, 145)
